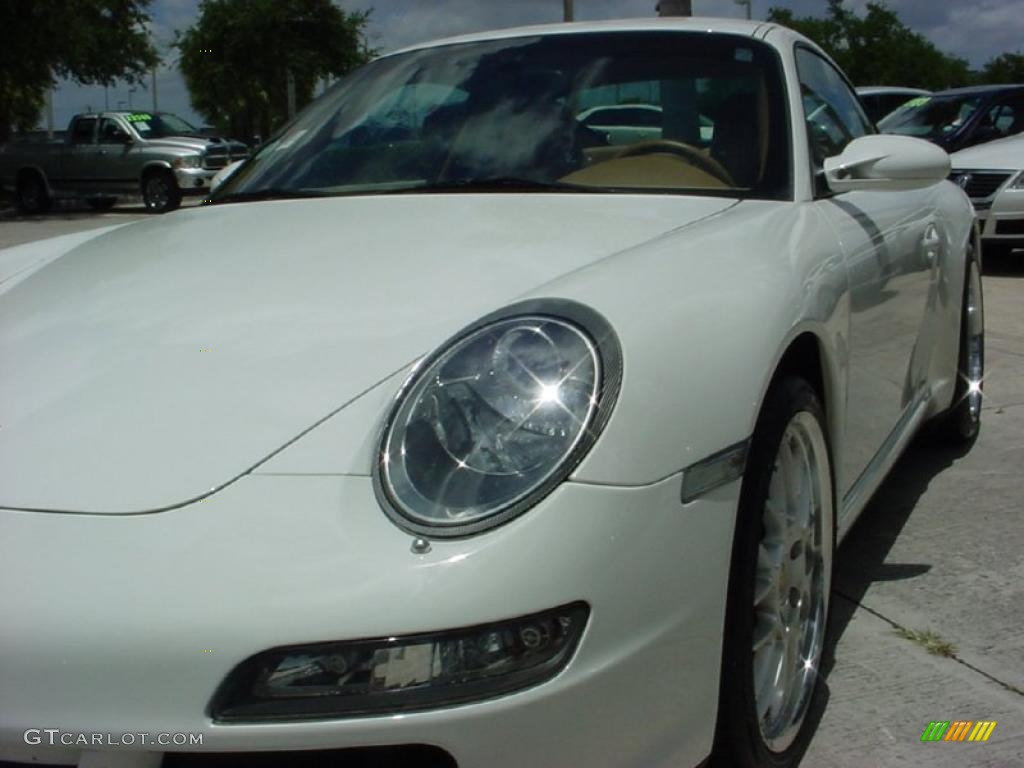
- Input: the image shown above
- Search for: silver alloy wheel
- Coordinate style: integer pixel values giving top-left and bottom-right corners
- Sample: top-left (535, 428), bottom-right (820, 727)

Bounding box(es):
top-left (752, 410), bottom-right (833, 752)
top-left (145, 174), bottom-right (171, 211)
top-left (964, 260), bottom-right (984, 423)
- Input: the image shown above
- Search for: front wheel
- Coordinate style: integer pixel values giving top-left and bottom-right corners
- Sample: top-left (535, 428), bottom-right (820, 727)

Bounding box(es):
top-left (714, 376), bottom-right (834, 768)
top-left (142, 171), bottom-right (181, 214)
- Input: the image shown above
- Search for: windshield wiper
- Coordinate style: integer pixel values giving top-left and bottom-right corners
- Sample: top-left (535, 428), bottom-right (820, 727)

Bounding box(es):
top-left (207, 188), bottom-right (328, 205)
top-left (387, 177), bottom-right (608, 194)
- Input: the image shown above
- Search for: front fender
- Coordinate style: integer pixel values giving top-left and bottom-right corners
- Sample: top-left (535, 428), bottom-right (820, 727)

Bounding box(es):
top-left (533, 200), bottom-right (849, 488)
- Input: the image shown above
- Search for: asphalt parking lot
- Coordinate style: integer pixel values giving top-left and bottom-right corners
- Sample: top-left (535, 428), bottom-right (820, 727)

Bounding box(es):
top-left (1, 208), bottom-right (1022, 766)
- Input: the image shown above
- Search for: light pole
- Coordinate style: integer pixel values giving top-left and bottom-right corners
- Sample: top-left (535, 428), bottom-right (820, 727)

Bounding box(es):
top-left (563, 0), bottom-right (573, 21)
top-left (735, 0), bottom-right (752, 20)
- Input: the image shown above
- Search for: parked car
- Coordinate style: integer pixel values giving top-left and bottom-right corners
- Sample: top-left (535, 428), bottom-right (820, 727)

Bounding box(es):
top-left (951, 131), bottom-right (1024, 258)
top-left (0, 17), bottom-right (979, 768)
top-left (879, 84), bottom-right (1024, 152)
top-left (855, 85), bottom-right (931, 124)
top-left (576, 104), bottom-right (715, 146)
top-left (0, 111), bottom-right (249, 214)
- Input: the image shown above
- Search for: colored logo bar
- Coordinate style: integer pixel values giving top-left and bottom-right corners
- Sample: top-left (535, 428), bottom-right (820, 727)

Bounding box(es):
top-left (921, 721), bottom-right (997, 742)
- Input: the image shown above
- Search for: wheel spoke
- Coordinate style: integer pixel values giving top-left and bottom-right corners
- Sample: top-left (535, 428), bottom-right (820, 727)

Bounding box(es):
top-left (753, 611), bottom-right (782, 652)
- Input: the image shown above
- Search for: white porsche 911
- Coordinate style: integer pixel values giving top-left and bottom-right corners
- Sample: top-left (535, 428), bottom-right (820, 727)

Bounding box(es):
top-left (0, 17), bottom-right (980, 768)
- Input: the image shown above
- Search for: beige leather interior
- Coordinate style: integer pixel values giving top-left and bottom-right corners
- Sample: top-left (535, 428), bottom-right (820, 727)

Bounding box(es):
top-left (561, 153), bottom-right (728, 189)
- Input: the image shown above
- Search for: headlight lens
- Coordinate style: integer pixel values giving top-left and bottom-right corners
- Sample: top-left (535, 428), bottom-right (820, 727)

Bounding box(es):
top-left (377, 303), bottom-right (620, 536)
top-left (1009, 171), bottom-right (1024, 190)
top-left (173, 155), bottom-right (201, 169)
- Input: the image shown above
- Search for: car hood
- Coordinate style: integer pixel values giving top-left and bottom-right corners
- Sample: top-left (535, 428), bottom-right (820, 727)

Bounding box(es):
top-left (147, 136), bottom-right (248, 154)
top-left (950, 133), bottom-right (1024, 171)
top-left (0, 193), bottom-right (734, 513)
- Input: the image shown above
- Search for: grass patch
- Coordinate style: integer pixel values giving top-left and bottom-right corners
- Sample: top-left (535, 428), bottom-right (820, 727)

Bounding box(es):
top-left (894, 626), bottom-right (958, 657)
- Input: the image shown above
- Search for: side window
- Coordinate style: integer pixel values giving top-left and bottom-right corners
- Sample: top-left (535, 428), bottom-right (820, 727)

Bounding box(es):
top-left (795, 48), bottom-right (871, 173)
top-left (983, 96), bottom-right (1023, 138)
top-left (71, 117), bottom-right (97, 144)
top-left (99, 118), bottom-right (129, 144)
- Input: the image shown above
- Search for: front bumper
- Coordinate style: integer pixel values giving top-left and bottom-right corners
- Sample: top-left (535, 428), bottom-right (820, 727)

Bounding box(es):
top-left (173, 167), bottom-right (216, 195)
top-left (0, 473), bottom-right (738, 768)
top-left (977, 185), bottom-right (1024, 250)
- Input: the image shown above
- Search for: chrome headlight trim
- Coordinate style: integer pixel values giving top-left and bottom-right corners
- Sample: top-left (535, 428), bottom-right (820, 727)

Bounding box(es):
top-left (373, 299), bottom-right (623, 538)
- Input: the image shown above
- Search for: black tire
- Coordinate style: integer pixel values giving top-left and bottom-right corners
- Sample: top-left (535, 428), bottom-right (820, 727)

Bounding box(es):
top-left (141, 170), bottom-right (181, 214)
top-left (713, 376), bottom-right (835, 768)
top-left (936, 256), bottom-right (984, 444)
top-left (15, 171), bottom-right (51, 214)
top-left (87, 198), bottom-right (117, 212)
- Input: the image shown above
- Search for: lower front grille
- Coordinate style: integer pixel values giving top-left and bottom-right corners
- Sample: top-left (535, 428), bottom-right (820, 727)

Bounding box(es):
top-left (996, 219), bottom-right (1024, 235)
top-left (162, 745), bottom-right (456, 768)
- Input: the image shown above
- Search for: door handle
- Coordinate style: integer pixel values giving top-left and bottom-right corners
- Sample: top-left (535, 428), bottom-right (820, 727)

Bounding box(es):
top-left (922, 225), bottom-right (941, 264)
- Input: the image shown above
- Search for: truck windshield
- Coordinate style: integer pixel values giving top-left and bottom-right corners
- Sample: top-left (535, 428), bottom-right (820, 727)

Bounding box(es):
top-left (212, 31), bottom-right (791, 202)
top-left (878, 94), bottom-right (984, 139)
top-left (126, 112), bottom-right (201, 139)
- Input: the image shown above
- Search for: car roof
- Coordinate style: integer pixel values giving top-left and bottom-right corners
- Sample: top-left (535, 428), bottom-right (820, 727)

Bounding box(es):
top-left (855, 86), bottom-right (931, 96)
top-left (933, 84), bottom-right (1024, 96)
top-left (388, 17), bottom-right (781, 57)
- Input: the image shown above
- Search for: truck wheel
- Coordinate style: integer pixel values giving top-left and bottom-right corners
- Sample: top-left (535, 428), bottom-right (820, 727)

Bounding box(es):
top-left (16, 171), bottom-right (52, 214)
top-left (142, 171), bottom-right (181, 214)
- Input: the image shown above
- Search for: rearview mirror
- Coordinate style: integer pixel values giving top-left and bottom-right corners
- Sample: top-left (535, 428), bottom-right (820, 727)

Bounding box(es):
top-left (824, 135), bottom-right (949, 193)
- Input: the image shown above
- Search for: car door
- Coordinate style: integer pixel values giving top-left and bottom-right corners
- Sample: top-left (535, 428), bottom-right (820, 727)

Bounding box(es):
top-left (96, 117), bottom-right (138, 194)
top-left (797, 48), bottom-right (939, 500)
top-left (63, 115), bottom-right (98, 192)
top-left (967, 89), bottom-right (1024, 147)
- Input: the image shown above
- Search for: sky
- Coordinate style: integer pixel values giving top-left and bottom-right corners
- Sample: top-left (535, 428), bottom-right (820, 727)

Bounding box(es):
top-left (46, 0), bottom-right (1024, 131)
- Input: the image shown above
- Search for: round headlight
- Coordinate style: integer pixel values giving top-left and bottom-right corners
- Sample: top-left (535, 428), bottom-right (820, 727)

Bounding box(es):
top-left (376, 302), bottom-right (620, 537)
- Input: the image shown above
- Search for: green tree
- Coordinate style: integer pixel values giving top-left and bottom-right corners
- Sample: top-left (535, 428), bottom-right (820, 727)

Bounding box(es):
top-left (981, 52), bottom-right (1024, 84)
top-left (176, 0), bottom-right (372, 143)
top-left (768, 0), bottom-right (972, 90)
top-left (0, 0), bottom-right (158, 140)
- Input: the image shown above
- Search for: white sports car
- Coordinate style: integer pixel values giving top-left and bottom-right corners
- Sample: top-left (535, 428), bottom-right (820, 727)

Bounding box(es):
top-left (0, 17), bottom-right (980, 768)
top-left (950, 131), bottom-right (1024, 259)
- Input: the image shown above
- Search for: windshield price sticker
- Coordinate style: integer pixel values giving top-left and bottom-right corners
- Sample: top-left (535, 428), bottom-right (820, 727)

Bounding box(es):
top-left (126, 113), bottom-right (154, 123)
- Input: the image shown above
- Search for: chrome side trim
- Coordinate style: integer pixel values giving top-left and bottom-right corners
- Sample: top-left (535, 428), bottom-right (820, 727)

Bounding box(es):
top-left (838, 388), bottom-right (931, 541)
top-left (681, 439), bottom-right (750, 503)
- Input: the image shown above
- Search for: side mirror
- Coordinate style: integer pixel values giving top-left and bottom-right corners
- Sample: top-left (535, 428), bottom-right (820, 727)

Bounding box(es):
top-left (824, 135), bottom-right (950, 193)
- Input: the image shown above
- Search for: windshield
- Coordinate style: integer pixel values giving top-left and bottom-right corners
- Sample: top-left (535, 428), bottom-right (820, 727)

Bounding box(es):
top-left (878, 94), bottom-right (984, 139)
top-left (213, 32), bottom-right (791, 202)
top-left (126, 112), bottom-right (200, 139)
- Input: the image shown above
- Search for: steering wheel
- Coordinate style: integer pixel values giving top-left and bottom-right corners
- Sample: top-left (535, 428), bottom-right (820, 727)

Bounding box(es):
top-left (614, 140), bottom-right (734, 186)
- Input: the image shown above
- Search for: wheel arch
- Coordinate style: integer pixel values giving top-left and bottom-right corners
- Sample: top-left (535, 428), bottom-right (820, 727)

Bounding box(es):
top-left (140, 160), bottom-right (174, 182)
top-left (15, 164), bottom-right (51, 192)
top-left (758, 327), bottom-right (842, 475)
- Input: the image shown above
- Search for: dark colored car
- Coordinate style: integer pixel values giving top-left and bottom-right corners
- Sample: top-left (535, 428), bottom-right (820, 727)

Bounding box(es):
top-left (879, 84), bottom-right (1024, 152)
top-left (855, 86), bottom-right (930, 124)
